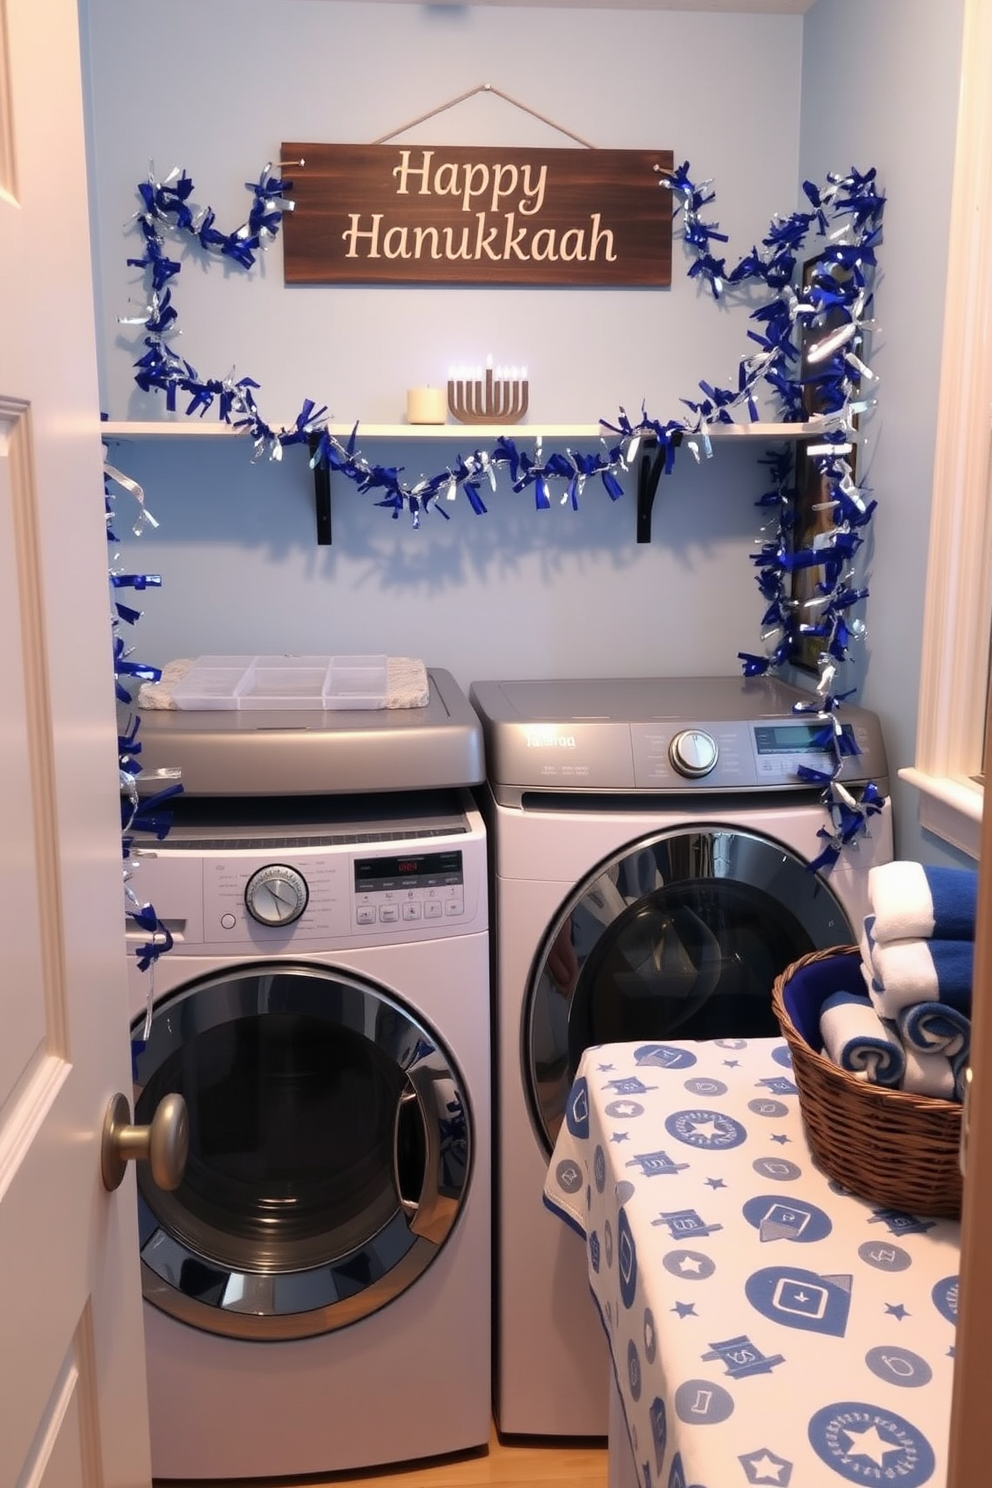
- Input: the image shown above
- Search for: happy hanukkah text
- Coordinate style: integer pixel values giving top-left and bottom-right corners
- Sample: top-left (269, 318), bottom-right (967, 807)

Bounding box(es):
top-left (282, 143), bottom-right (674, 288)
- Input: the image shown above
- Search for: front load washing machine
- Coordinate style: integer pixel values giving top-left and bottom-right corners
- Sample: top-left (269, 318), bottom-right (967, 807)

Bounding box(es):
top-left (126, 788), bottom-right (489, 1480)
top-left (468, 675), bottom-right (893, 1438)
top-left (124, 673), bottom-right (490, 1479)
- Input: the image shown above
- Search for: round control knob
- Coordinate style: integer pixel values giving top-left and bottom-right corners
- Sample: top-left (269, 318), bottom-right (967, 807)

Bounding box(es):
top-left (669, 728), bottom-right (719, 779)
top-left (245, 864), bottom-right (309, 926)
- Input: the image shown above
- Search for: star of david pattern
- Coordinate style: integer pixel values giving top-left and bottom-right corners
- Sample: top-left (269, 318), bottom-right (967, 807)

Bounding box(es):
top-left (543, 1037), bottom-right (960, 1487)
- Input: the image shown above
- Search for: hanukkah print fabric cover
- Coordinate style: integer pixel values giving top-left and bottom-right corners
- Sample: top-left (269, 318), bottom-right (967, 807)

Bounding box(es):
top-left (543, 1038), bottom-right (959, 1488)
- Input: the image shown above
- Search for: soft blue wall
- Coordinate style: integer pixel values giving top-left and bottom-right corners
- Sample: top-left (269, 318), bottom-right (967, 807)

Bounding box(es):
top-left (798, 0), bottom-right (966, 862)
top-left (83, 0), bottom-right (968, 866)
top-left (83, 0), bottom-right (809, 686)
top-left (84, 1), bottom-right (803, 429)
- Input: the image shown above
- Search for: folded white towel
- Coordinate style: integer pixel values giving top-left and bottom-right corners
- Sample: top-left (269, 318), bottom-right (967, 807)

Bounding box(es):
top-left (138, 658), bottom-right (196, 708)
top-left (865, 935), bottom-right (973, 1019)
top-left (867, 860), bottom-right (977, 943)
top-left (859, 916), bottom-right (882, 1000)
top-left (138, 656), bottom-right (430, 710)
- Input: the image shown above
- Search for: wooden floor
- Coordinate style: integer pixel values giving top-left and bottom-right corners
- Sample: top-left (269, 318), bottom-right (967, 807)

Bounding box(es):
top-left (155, 1422), bottom-right (608, 1488)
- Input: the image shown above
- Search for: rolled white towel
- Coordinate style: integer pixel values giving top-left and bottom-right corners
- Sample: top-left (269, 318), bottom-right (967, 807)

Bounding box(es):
top-left (896, 1001), bottom-right (970, 1059)
top-left (819, 988), bottom-right (906, 1087)
top-left (952, 1050), bottom-right (970, 1103)
top-left (900, 1045), bottom-right (957, 1101)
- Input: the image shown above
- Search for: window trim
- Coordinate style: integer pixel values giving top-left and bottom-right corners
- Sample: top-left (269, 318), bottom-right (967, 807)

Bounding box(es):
top-left (900, 0), bottom-right (992, 861)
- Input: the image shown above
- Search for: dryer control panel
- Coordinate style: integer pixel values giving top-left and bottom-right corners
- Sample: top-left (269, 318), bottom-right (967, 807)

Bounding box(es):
top-left (632, 716), bottom-right (866, 789)
top-left (470, 675), bottom-right (890, 799)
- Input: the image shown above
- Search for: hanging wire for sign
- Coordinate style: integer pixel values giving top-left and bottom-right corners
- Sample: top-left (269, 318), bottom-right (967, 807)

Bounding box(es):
top-left (371, 81), bottom-right (596, 150)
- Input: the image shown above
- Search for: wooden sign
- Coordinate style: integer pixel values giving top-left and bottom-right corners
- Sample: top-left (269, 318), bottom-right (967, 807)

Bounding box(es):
top-left (281, 143), bottom-right (673, 288)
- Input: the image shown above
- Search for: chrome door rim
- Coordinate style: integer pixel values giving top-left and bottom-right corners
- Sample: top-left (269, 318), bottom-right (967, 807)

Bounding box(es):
top-left (525, 825), bottom-right (850, 1153)
top-left (133, 962), bottom-right (470, 1340)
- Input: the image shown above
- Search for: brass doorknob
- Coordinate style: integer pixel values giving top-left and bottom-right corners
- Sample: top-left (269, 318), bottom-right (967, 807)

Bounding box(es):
top-left (101, 1091), bottom-right (189, 1192)
top-left (959, 1064), bottom-right (973, 1179)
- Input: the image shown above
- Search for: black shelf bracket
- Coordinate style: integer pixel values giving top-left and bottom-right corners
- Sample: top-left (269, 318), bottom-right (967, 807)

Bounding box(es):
top-left (636, 430), bottom-right (682, 543)
top-left (308, 427), bottom-right (681, 546)
top-left (309, 432), bottom-right (332, 545)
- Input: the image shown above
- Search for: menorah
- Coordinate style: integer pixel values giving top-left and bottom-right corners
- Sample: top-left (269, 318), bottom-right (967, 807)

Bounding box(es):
top-left (447, 361), bottom-right (529, 425)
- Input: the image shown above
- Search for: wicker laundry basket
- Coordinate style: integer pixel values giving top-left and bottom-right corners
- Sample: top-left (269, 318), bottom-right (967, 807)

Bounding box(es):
top-left (771, 946), bottom-right (963, 1219)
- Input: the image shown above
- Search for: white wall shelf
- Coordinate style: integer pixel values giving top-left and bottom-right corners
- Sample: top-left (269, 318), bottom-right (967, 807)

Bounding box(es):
top-left (99, 419), bottom-right (824, 442)
top-left (99, 418), bottom-right (827, 545)
top-left (100, 420), bottom-right (607, 441)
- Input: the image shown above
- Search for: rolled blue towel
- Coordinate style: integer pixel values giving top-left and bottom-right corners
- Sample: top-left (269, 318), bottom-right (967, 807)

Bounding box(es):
top-left (868, 936), bottom-right (974, 1019)
top-left (819, 988), bottom-right (906, 1087)
top-left (867, 861), bottom-right (977, 944)
top-left (896, 1000), bottom-right (971, 1059)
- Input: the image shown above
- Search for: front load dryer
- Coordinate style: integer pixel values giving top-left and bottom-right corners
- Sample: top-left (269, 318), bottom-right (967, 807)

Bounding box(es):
top-left (468, 674), bottom-right (893, 1439)
top-left (125, 787), bottom-right (490, 1479)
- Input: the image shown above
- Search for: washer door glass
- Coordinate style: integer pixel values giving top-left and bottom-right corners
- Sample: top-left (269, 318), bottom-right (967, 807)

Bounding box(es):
top-left (527, 826), bottom-right (852, 1152)
top-left (132, 963), bottom-right (470, 1340)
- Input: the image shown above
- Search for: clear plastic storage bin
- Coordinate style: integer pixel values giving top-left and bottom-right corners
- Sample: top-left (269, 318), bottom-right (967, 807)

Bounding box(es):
top-left (170, 655), bottom-right (256, 710)
top-left (170, 655), bottom-right (389, 711)
top-left (240, 656), bottom-right (331, 709)
top-left (324, 655), bottom-right (389, 710)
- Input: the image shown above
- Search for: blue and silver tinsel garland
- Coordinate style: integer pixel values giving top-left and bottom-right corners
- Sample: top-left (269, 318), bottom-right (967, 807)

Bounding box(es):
top-left (117, 158), bottom-right (886, 871)
top-left (107, 455), bottom-right (180, 981)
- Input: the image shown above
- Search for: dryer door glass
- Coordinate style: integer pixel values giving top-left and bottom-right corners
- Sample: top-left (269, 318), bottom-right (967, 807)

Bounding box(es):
top-left (526, 826), bottom-right (852, 1152)
top-left (132, 964), bottom-right (470, 1340)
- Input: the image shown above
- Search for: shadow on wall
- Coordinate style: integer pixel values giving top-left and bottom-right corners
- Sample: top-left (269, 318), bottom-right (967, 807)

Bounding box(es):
top-left (107, 429), bottom-right (771, 585)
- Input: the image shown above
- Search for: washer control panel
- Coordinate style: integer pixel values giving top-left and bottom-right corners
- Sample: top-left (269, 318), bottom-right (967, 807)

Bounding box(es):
top-left (354, 849), bottom-right (465, 926)
top-left (126, 799), bottom-right (487, 953)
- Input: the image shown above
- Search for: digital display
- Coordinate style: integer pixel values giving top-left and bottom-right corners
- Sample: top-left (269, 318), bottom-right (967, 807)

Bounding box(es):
top-left (754, 723), bottom-right (855, 755)
top-left (354, 849), bottom-right (463, 891)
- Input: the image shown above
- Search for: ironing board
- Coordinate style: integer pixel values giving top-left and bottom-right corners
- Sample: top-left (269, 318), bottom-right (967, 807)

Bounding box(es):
top-left (543, 1037), bottom-right (959, 1487)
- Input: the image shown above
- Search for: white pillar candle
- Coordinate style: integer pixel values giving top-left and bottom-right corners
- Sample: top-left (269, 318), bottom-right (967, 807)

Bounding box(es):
top-left (406, 386), bottom-right (447, 424)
